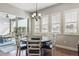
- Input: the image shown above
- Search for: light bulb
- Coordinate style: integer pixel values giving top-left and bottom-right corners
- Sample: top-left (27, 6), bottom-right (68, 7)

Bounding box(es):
top-left (38, 13), bottom-right (41, 16)
top-left (33, 13), bottom-right (36, 16)
top-left (32, 14), bottom-right (34, 17)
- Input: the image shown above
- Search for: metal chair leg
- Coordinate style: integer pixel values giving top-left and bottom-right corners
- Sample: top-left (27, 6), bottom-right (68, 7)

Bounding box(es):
top-left (19, 49), bottom-right (21, 56)
top-left (16, 47), bottom-right (19, 56)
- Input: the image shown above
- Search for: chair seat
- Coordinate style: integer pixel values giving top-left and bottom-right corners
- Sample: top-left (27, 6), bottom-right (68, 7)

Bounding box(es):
top-left (42, 45), bottom-right (51, 49)
top-left (42, 41), bottom-right (52, 49)
top-left (20, 44), bottom-right (27, 50)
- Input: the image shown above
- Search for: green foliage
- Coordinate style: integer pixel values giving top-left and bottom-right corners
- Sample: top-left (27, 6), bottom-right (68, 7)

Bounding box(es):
top-left (14, 27), bottom-right (26, 35)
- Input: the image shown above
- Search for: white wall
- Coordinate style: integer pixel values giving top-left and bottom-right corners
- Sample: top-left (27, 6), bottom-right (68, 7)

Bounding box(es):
top-left (38, 3), bottom-right (79, 51)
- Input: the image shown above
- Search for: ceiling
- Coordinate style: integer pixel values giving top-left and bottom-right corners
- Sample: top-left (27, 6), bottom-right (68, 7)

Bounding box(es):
top-left (10, 3), bottom-right (57, 12)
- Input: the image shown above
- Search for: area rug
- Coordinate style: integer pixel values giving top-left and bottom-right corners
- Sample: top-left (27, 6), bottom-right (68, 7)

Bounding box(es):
top-left (0, 45), bottom-right (16, 53)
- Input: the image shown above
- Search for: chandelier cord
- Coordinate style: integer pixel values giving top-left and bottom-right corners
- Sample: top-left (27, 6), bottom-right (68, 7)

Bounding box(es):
top-left (36, 3), bottom-right (37, 16)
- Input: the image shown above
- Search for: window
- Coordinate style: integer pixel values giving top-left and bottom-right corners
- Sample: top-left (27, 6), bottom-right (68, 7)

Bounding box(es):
top-left (0, 12), bottom-right (16, 35)
top-left (34, 19), bottom-right (40, 33)
top-left (0, 18), bottom-right (9, 35)
top-left (18, 19), bottom-right (27, 33)
top-left (42, 15), bottom-right (48, 32)
top-left (13, 18), bottom-right (27, 35)
top-left (12, 20), bottom-right (16, 33)
top-left (52, 13), bottom-right (61, 34)
top-left (64, 9), bottom-right (78, 34)
top-left (42, 36), bottom-right (49, 41)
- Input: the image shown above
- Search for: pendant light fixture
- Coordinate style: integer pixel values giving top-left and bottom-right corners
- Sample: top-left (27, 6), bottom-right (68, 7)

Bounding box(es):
top-left (31, 3), bottom-right (41, 21)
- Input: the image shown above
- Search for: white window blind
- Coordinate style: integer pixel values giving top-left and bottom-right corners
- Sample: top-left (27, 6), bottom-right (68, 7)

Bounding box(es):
top-left (64, 9), bottom-right (78, 34)
top-left (34, 19), bottom-right (40, 33)
top-left (18, 19), bottom-right (27, 33)
top-left (42, 15), bottom-right (48, 32)
top-left (52, 13), bottom-right (61, 34)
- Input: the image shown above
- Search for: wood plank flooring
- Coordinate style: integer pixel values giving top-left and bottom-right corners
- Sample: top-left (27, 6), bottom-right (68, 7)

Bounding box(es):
top-left (53, 47), bottom-right (78, 56)
top-left (0, 46), bottom-right (78, 56)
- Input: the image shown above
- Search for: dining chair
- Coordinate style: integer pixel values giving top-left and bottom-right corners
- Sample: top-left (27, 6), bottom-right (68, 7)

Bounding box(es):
top-left (16, 36), bottom-right (27, 56)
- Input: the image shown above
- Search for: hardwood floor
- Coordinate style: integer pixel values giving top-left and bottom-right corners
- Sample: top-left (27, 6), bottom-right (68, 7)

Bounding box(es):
top-left (53, 47), bottom-right (78, 56)
top-left (0, 46), bottom-right (78, 56)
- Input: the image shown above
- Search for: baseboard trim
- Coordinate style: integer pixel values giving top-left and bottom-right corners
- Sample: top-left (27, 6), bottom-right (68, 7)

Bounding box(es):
top-left (55, 44), bottom-right (78, 51)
